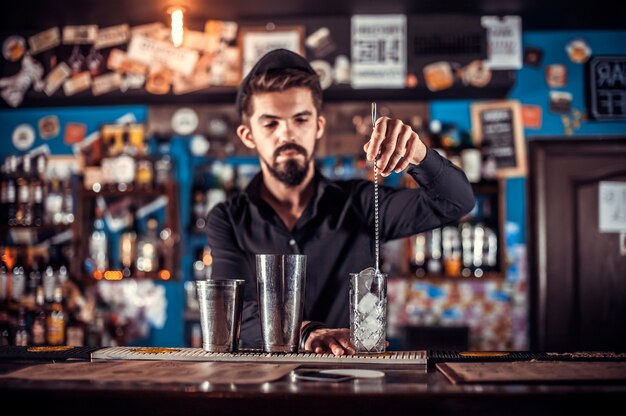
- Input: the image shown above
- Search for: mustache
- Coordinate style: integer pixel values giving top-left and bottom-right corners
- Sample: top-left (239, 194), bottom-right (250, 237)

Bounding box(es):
top-left (273, 142), bottom-right (308, 159)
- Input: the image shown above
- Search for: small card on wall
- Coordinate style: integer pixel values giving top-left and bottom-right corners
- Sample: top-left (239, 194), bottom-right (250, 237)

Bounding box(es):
top-left (64, 122), bottom-right (87, 144)
top-left (521, 105), bottom-right (542, 129)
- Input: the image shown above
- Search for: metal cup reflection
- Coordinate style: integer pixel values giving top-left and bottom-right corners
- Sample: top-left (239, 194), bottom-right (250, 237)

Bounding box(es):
top-left (256, 254), bottom-right (307, 353)
top-left (196, 279), bottom-right (245, 352)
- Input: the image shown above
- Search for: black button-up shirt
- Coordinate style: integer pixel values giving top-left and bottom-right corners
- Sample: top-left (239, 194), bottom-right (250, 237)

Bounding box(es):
top-left (206, 148), bottom-right (475, 348)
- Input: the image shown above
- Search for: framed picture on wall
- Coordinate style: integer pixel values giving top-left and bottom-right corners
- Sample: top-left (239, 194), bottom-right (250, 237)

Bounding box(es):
top-left (471, 99), bottom-right (527, 178)
top-left (238, 25), bottom-right (305, 79)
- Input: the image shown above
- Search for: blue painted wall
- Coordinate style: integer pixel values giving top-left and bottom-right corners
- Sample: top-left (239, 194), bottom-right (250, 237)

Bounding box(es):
top-left (432, 30), bottom-right (626, 252)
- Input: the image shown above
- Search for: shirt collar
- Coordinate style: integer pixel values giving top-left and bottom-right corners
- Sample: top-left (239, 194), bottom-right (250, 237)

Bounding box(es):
top-left (244, 166), bottom-right (341, 227)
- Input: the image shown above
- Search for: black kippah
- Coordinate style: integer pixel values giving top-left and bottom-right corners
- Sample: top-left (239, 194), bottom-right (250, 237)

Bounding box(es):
top-left (235, 48), bottom-right (316, 117)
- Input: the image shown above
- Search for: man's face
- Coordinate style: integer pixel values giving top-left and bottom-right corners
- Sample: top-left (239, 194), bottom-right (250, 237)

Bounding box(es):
top-left (238, 87), bottom-right (325, 187)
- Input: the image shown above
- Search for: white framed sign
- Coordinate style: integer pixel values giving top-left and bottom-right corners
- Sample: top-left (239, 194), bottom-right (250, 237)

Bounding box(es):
top-left (239, 26), bottom-right (305, 78)
top-left (599, 181), bottom-right (626, 232)
top-left (481, 15), bottom-right (522, 70)
top-left (351, 14), bottom-right (406, 89)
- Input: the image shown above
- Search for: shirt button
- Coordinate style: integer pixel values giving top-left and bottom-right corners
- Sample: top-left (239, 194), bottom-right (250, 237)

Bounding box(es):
top-left (289, 239), bottom-right (296, 246)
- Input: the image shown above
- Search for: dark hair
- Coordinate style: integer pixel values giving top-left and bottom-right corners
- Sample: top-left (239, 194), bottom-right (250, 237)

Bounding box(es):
top-left (239, 68), bottom-right (323, 122)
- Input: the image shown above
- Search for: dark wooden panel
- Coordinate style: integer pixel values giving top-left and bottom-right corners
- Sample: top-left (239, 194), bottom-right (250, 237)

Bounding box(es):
top-left (575, 172), bottom-right (626, 350)
top-left (528, 137), bottom-right (626, 351)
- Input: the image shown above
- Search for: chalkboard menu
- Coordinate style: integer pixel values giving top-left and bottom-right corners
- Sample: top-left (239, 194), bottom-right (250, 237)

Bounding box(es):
top-left (587, 56), bottom-right (626, 120)
top-left (471, 100), bottom-right (526, 177)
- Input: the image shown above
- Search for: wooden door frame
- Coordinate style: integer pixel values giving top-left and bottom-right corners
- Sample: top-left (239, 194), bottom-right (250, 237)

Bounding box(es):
top-left (527, 136), bottom-right (626, 351)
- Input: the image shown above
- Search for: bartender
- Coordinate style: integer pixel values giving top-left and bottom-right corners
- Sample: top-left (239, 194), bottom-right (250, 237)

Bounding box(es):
top-left (206, 48), bottom-right (475, 356)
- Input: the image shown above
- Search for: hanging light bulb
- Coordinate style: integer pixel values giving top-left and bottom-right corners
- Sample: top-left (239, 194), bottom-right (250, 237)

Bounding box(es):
top-left (169, 6), bottom-right (184, 47)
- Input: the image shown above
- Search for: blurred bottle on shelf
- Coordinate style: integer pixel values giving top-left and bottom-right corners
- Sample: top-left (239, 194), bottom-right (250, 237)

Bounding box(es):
top-left (154, 136), bottom-right (174, 187)
top-left (44, 177), bottom-right (63, 225)
top-left (85, 310), bottom-right (105, 348)
top-left (101, 137), bottom-right (118, 192)
top-left (115, 127), bottom-right (137, 192)
top-left (66, 307), bottom-right (85, 346)
top-left (0, 263), bottom-right (8, 304)
top-left (4, 156), bottom-right (18, 226)
top-left (136, 217), bottom-right (159, 274)
top-left (460, 222), bottom-right (474, 277)
top-left (87, 207), bottom-right (108, 279)
top-left (61, 176), bottom-right (74, 225)
top-left (31, 286), bottom-right (47, 346)
top-left (31, 154), bottom-right (46, 226)
top-left (427, 228), bottom-right (443, 275)
top-left (42, 265), bottom-right (56, 304)
top-left (119, 206), bottom-right (138, 277)
top-left (10, 256), bottom-right (26, 303)
top-left (408, 221), bottom-right (498, 279)
top-left (409, 233), bottom-right (427, 278)
top-left (14, 307), bottom-right (28, 346)
top-left (460, 147), bottom-right (483, 183)
top-left (0, 311), bottom-right (11, 346)
top-left (46, 286), bottom-right (66, 346)
top-left (135, 158), bottom-right (154, 191)
top-left (442, 226), bottom-right (462, 277)
top-left (26, 256), bottom-right (42, 306)
top-left (15, 155), bottom-right (33, 226)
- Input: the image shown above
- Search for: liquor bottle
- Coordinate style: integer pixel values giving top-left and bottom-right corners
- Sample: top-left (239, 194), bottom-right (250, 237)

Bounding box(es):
top-left (6, 156), bottom-right (18, 226)
top-left (485, 226), bottom-right (498, 273)
top-left (14, 307), bottom-right (29, 346)
top-left (46, 286), bottom-right (66, 346)
top-left (45, 177), bottom-right (63, 225)
top-left (31, 286), bottom-right (47, 346)
top-left (101, 137), bottom-right (118, 192)
top-left (119, 206), bottom-right (138, 277)
top-left (11, 258), bottom-right (26, 303)
top-left (42, 265), bottom-right (56, 304)
top-left (14, 155), bottom-right (30, 226)
top-left (472, 224), bottom-right (485, 278)
top-left (409, 233), bottom-right (427, 278)
top-left (442, 226), bottom-right (462, 277)
top-left (57, 265), bottom-right (69, 301)
top-left (0, 264), bottom-right (8, 304)
top-left (0, 311), bottom-right (11, 346)
top-left (427, 228), bottom-right (443, 275)
top-left (26, 257), bottom-right (42, 306)
top-left (192, 187), bottom-right (207, 231)
top-left (87, 208), bottom-right (108, 278)
top-left (115, 127), bottom-right (136, 192)
top-left (154, 155), bottom-right (172, 186)
top-left (136, 217), bottom-right (159, 274)
top-left (66, 311), bottom-right (85, 347)
top-left (61, 177), bottom-right (74, 225)
top-left (31, 158), bottom-right (45, 226)
top-left (0, 159), bottom-right (8, 225)
top-left (460, 222), bottom-right (474, 278)
top-left (85, 311), bottom-right (104, 348)
top-left (135, 158), bottom-right (154, 191)
top-left (155, 155), bottom-right (172, 186)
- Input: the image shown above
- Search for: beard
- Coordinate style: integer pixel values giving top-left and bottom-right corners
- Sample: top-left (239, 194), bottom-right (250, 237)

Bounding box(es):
top-left (264, 142), bottom-right (311, 187)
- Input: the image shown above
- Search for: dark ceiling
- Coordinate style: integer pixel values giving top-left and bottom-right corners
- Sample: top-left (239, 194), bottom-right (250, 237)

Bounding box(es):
top-left (2, 0), bottom-right (625, 33)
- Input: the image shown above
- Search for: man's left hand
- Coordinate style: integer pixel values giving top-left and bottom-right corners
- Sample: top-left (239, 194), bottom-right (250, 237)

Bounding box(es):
top-left (303, 328), bottom-right (355, 356)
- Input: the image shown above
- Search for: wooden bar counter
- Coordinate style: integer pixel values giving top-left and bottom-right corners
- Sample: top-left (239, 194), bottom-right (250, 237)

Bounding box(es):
top-left (0, 347), bottom-right (624, 416)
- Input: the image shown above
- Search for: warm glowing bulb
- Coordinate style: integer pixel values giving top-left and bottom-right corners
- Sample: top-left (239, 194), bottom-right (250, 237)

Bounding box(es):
top-left (171, 7), bottom-right (184, 47)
